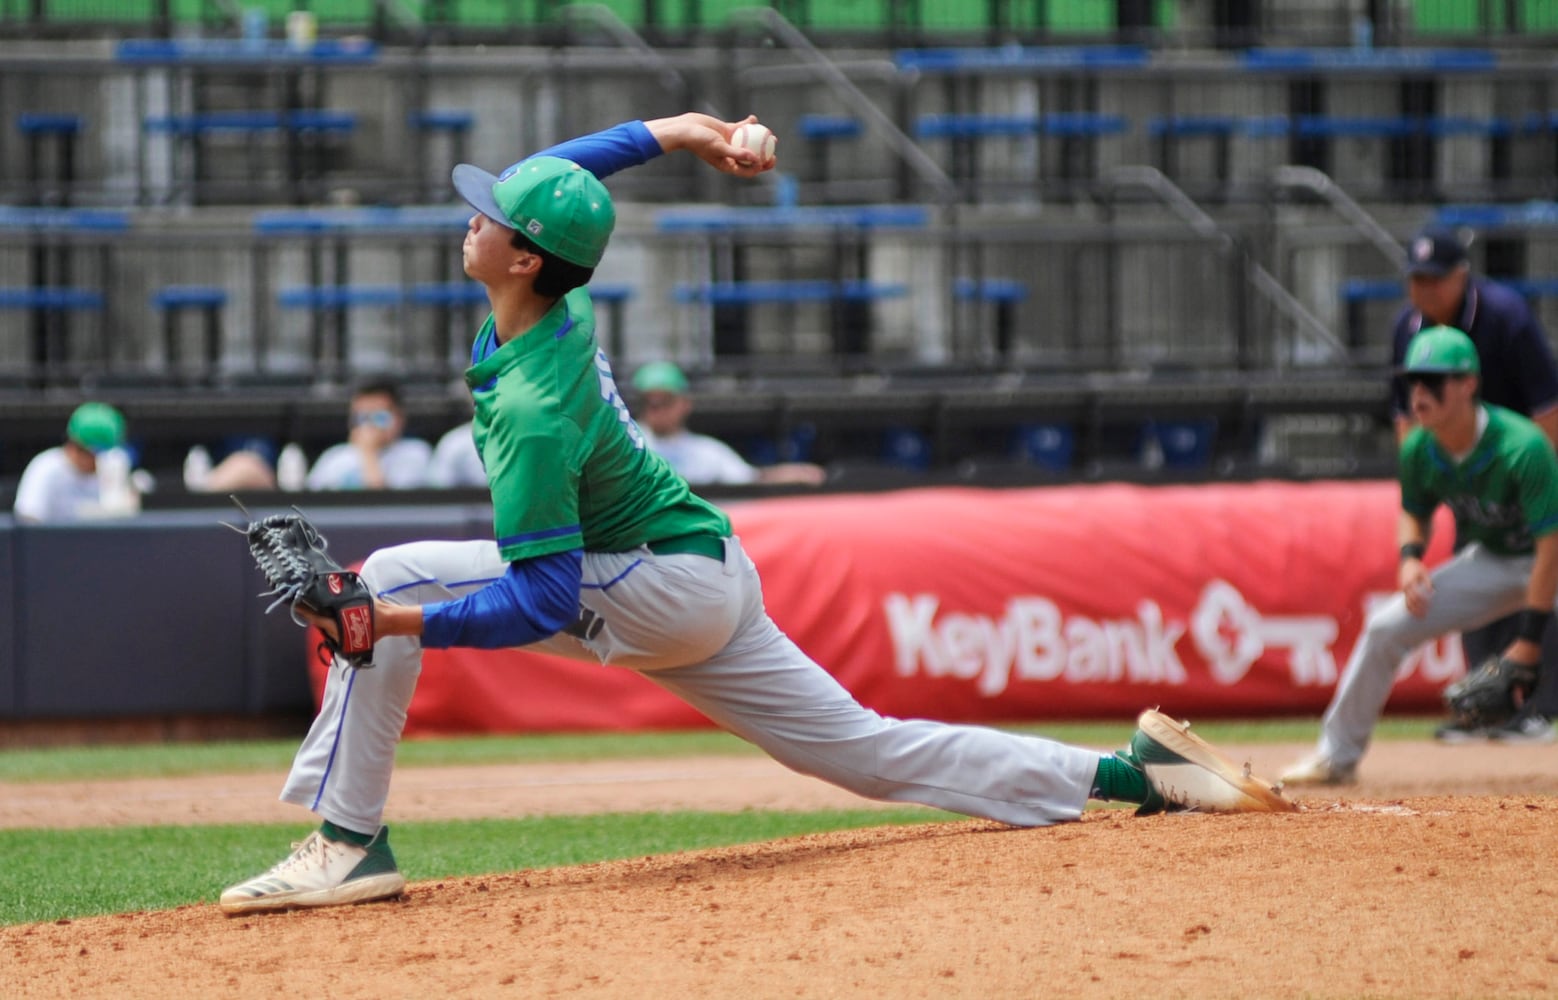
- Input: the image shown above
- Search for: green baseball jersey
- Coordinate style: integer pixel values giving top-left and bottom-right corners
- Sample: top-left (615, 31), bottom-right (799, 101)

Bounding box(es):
top-left (1399, 403), bottom-right (1558, 556)
top-left (464, 287), bottom-right (731, 562)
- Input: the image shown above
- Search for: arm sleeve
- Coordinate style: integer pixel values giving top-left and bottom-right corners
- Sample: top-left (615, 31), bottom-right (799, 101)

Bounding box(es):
top-left (501, 121), bottom-right (663, 182)
top-left (421, 549), bottom-right (583, 649)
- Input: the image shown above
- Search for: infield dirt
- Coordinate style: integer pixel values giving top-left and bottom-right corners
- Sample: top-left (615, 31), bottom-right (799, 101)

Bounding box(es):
top-left (4, 737), bottom-right (1558, 999)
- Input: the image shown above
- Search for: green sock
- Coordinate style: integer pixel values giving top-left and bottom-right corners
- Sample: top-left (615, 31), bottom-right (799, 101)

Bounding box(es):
top-left (1091, 754), bottom-right (1149, 804)
top-left (319, 819), bottom-right (375, 847)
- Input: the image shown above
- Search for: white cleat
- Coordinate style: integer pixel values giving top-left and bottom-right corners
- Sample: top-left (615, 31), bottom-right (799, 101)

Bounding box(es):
top-left (220, 827), bottom-right (405, 915)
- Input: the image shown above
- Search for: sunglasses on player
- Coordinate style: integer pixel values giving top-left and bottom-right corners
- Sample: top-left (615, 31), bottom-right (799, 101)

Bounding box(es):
top-left (1404, 373), bottom-right (1449, 395)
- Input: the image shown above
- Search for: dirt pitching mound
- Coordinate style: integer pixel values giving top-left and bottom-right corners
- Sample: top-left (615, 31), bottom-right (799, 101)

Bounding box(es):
top-left (8, 796), bottom-right (1558, 1000)
top-left (4, 739), bottom-right (1558, 998)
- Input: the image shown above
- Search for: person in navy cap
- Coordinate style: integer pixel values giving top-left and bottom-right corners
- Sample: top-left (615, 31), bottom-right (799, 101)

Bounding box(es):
top-left (1389, 221), bottom-right (1558, 744)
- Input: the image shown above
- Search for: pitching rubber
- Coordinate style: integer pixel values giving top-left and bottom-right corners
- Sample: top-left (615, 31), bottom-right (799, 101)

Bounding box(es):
top-left (1136, 709), bottom-right (1299, 813)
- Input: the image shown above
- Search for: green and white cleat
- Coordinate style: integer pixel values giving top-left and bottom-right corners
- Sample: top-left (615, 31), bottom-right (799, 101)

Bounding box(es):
top-left (220, 826), bottom-right (405, 915)
top-left (1119, 709), bottom-right (1299, 815)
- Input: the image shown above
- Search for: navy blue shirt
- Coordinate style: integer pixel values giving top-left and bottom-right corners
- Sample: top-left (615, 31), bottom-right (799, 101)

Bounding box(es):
top-left (1390, 275), bottom-right (1558, 420)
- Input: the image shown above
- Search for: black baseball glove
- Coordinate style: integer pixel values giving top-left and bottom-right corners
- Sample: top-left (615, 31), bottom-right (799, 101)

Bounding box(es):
top-left (230, 499), bottom-right (376, 668)
top-left (1442, 654), bottom-right (1539, 729)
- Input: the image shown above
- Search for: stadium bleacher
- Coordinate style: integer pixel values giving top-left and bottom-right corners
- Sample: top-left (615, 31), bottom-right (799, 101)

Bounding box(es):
top-left (0, 1), bottom-right (1555, 484)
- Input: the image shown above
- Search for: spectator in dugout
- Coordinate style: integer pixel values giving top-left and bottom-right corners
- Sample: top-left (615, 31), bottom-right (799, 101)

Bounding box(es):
top-left (630, 361), bottom-right (826, 487)
top-left (1388, 222), bottom-right (1558, 744)
top-left (13, 402), bottom-right (131, 522)
top-left (306, 378), bottom-right (432, 491)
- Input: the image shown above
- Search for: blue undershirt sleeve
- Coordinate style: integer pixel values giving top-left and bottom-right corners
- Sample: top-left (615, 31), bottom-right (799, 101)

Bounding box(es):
top-left (421, 549), bottom-right (583, 650)
top-left (501, 121), bottom-right (663, 182)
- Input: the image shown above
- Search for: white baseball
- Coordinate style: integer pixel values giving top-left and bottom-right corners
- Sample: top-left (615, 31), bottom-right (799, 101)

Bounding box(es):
top-left (731, 122), bottom-right (777, 164)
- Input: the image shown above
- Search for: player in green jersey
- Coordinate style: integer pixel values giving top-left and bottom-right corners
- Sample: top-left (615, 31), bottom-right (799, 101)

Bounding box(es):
top-left (220, 112), bottom-right (1294, 916)
top-left (1282, 325), bottom-right (1558, 786)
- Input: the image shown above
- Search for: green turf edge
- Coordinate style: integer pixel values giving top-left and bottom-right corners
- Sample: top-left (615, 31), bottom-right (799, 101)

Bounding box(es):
top-left (0, 808), bottom-right (956, 927)
top-left (0, 717), bottom-right (1443, 783)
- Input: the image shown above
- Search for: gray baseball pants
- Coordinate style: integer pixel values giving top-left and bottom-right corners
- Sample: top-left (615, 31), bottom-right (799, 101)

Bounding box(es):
top-left (280, 536), bottom-right (1103, 833)
top-left (1317, 542), bottom-right (1538, 768)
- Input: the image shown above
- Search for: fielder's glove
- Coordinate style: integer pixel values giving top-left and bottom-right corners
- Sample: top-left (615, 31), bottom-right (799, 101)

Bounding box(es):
top-left (1442, 654), bottom-right (1539, 729)
top-left (230, 499), bottom-right (376, 668)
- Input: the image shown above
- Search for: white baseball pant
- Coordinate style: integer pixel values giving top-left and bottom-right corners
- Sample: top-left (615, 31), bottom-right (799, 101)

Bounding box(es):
top-left (1317, 541), bottom-right (1538, 768)
top-left (280, 536), bottom-right (1103, 832)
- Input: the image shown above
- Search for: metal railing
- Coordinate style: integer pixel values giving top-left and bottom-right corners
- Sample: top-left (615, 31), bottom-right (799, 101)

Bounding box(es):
top-left (1106, 165), bottom-right (1348, 369)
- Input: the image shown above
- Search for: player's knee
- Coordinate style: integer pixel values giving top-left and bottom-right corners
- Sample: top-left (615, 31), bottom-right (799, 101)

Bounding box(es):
top-left (359, 544), bottom-right (420, 599)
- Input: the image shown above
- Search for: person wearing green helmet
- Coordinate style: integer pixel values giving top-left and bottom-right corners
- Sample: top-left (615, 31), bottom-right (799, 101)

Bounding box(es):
top-left (1388, 222), bottom-right (1558, 743)
top-left (12, 402), bottom-right (130, 522)
top-left (631, 360), bottom-right (826, 487)
top-left (1283, 325), bottom-right (1558, 786)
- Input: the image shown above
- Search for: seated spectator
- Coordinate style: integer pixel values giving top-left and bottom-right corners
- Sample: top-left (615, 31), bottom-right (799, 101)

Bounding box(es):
top-left (13, 402), bottom-right (138, 522)
top-left (183, 438), bottom-right (280, 494)
top-left (630, 361), bottom-right (826, 487)
top-left (426, 420), bottom-right (487, 488)
top-left (306, 379), bottom-right (432, 490)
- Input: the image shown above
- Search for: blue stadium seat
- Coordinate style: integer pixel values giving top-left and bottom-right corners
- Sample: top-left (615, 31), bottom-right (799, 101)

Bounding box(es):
top-left (913, 113), bottom-right (1127, 140)
top-left (1014, 422), bottom-right (1075, 472)
top-left (144, 111), bottom-right (356, 204)
top-left (17, 113), bottom-right (81, 206)
top-left (409, 109), bottom-right (474, 200)
top-left (1340, 278), bottom-right (1404, 351)
top-left (673, 280), bottom-right (908, 305)
top-left (797, 114), bottom-right (865, 191)
top-left (1143, 418), bottom-right (1218, 470)
top-left (0, 287), bottom-right (104, 309)
top-left (894, 46), bottom-right (1148, 74)
top-left (914, 113), bottom-right (1127, 193)
top-left (1340, 279), bottom-right (1403, 302)
top-left (278, 285), bottom-right (403, 309)
top-left (953, 278), bottom-right (1028, 360)
top-left (882, 426), bottom-right (932, 472)
top-left (151, 285), bottom-right (228, 383)
top-left (798, 114), bottom-right (863, 141)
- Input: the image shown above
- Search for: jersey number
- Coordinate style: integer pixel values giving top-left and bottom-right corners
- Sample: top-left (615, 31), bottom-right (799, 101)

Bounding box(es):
top-left (594, 351), bottom-right (645, 449)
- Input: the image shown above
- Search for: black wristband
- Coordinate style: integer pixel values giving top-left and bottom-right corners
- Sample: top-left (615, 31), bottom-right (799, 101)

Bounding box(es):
top-left (1399, 542), bottom-right (1426, 562)
top-left (1516, 609), bottom-right (1554, 644)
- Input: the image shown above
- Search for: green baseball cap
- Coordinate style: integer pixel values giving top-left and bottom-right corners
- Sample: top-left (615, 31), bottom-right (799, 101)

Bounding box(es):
top-left (66, 401), bottom-right (126, 453)
top-left (632, 361), bottom-right (689, 396)
top-left (1402, 325), bottom-right (1480, 375)
top-left (451, 156), bottom-right (615, 269)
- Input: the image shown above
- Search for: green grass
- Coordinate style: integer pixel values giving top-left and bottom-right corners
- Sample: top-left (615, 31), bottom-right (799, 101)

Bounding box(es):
top-left (0, 808), bottom-right (947, 926)
top-left (0, 715), bottom-right (1447, 926)
top-left (0, 728), bottom-right (766, 783)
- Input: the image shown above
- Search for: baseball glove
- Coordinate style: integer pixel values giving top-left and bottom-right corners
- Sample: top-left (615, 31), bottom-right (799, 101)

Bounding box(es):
top-left (229, 499), bottom-right (376, 668)
top-left (1442, 654), bottom-right (1539, 729)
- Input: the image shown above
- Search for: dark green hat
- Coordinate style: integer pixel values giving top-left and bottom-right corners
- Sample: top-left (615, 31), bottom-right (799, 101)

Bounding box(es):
top-left (1402, 325), bottom-right (1480, 375)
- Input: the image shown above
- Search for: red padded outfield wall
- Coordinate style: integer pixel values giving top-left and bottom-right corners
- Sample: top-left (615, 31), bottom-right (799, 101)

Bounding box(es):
top-left (311, 482), bottom-right (1464, 735)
